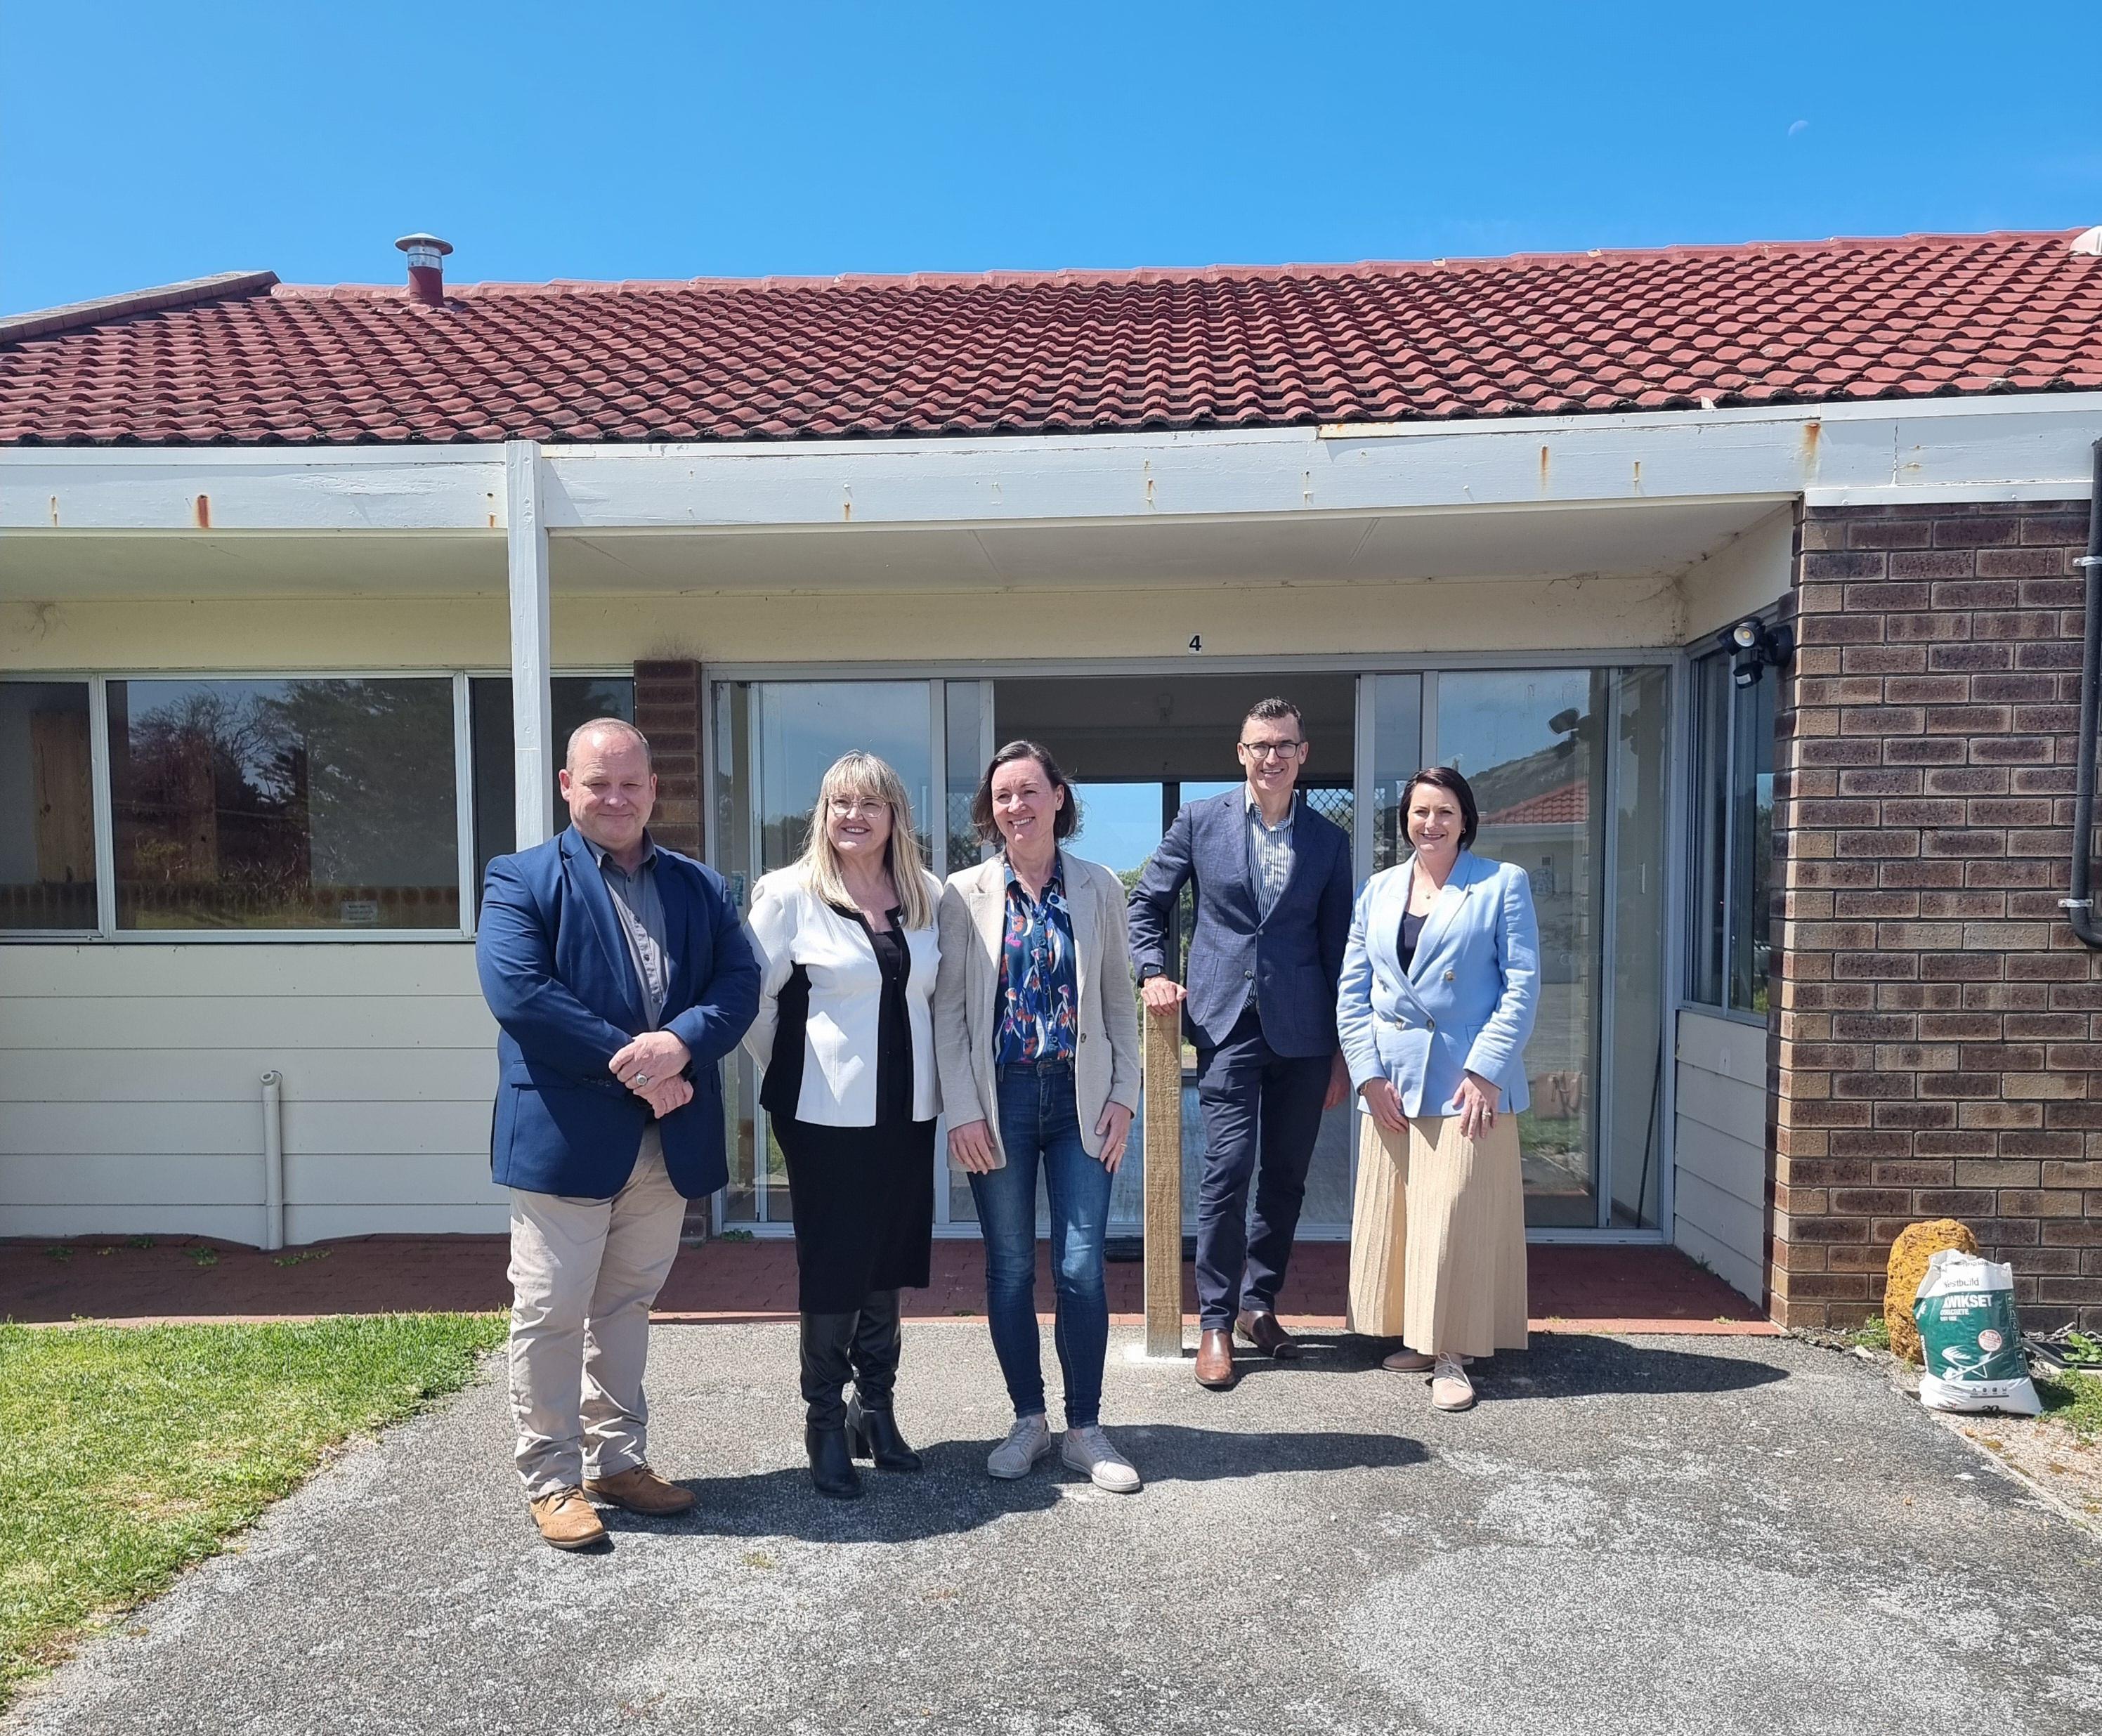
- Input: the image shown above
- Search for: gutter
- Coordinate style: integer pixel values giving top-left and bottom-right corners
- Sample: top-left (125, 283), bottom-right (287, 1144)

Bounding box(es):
top-left (2067, 438), bottom-right (2102, 948)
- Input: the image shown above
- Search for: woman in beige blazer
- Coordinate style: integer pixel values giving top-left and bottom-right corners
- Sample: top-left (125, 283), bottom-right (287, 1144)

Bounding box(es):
top-left (934, 741), bottom-right (1143, 1492)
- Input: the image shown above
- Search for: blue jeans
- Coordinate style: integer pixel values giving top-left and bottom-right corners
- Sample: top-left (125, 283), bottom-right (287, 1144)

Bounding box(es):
top-left (970, 1058), bottom-right (1113, 1430)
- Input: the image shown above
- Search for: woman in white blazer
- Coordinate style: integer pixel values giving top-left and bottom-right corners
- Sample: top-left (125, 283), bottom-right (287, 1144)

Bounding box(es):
top-left (744, 752), bottom-right (944, 1500)
top-left (933, 742), bottom-right (1144, 1493)
top-left (1337, 765), bottom-right (1539, 1413)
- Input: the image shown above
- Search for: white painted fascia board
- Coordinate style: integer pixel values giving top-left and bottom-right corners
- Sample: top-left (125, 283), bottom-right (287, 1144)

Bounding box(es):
top-left (3, 392), bottom-right (2096, 533)
top-left (0, 445), bottom-right (507, 533)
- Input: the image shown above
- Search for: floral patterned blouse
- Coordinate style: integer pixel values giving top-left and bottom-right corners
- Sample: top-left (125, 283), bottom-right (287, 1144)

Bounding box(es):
top-left (995, 853), bottom-right (1078, 1065)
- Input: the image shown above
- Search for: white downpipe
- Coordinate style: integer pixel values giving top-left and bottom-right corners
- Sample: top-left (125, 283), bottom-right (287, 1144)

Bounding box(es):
top-left (260, 1070), bottom-right (285, 1252)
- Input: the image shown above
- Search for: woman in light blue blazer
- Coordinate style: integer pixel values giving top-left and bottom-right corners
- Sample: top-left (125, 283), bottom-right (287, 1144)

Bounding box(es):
top-left (1337, 766), bottom-right (1539, 1412)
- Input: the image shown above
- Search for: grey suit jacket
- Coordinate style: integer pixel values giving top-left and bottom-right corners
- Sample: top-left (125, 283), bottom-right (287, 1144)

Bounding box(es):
top-left (1126, 788), bottom-right (1353, 1057)
top-left (932, 851), bottom-right (1141, 1166)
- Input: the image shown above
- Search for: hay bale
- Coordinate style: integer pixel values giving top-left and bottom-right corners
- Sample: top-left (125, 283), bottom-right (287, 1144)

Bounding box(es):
top-left (1884, 1218), bottom-right (1979, 1364)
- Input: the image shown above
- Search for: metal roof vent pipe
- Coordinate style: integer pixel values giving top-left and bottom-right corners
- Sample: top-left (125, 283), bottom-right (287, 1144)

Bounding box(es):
top-left (395, 233), bottom-right (453, 306)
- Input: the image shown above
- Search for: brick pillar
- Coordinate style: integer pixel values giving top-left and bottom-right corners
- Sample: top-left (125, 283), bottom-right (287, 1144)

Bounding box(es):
top-left (634, 661), bottom-right (704, 859)
top-left (1770, 500), bottom-right (2100, 1331)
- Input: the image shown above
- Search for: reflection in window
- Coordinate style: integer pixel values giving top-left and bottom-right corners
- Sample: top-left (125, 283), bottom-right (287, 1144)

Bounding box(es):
top-left (0, 682), bottom-right (97, 930)
top-left (469, 676), bottom-right (637, 899)
top-left (1369, 672), bottom-right (1424, 873)
top-left (1688, 647), bottom-right (1776, 1017)
top-left (944, 679), bottom-right (986, 875)
top-left (110, 678), bottom-right (459, 931)
top-left (1439, 668), bottom-right (1605, 1229)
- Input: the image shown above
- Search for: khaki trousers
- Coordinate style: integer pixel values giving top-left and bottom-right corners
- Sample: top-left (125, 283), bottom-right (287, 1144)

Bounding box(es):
top-left (507, 1129), bottom-right (685, 1498)
top-left (1347, 1111), bottom-right (1529, 1359)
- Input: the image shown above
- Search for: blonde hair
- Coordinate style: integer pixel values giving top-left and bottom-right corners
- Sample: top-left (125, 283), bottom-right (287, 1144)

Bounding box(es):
top-left (797, 752), bottom-right (934, 931)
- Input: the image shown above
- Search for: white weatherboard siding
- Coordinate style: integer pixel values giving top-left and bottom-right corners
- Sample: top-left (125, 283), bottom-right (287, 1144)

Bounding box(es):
top-left (0, 945), bottom-right (503, 1243)
top-left (1672, 1008), bottom-right (1770, 1302)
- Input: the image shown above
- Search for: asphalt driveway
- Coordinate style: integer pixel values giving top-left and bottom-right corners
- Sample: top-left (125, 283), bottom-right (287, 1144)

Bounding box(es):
top-left (9, 1325), bottom-right (2100, 1736)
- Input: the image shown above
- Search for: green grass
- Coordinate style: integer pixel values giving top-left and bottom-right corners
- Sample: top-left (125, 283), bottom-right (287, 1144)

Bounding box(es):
top-left (1845, 1314), bottom-right (1892, 1352)
top-left (0, 1313), bottom-right (504, 1707)
top-left (2037, 1368), bottom-right (2102, 1441)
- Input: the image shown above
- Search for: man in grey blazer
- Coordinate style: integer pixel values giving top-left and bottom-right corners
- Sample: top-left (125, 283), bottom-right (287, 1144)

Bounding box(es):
top-left (1128, 697), bottom-right (1353, 1388)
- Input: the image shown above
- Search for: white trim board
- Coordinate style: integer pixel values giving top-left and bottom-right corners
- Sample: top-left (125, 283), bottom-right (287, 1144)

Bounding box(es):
top-left (3, 393), bottom-right (2096, 535)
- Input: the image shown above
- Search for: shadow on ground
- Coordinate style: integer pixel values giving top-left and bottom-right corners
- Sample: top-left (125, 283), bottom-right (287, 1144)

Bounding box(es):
top-left (599, 1425), bottom-right (1429, 1546)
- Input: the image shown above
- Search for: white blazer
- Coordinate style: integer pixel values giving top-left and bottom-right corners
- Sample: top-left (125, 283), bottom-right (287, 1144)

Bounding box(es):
top-left (742, 867), bottom-right (944, 1126)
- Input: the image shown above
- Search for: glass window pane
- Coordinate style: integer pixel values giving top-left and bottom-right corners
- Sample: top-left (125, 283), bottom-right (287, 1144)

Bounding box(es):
top-left (0, 682), bottom-right (97, 930)
top-left (1439, 669), bottom-right (1602, 1229)
top-left (1687, 653), bottom-right (1731, 1007)
top-left (755, 681), bottom-right (934, 876)
top-left (1370, 672), bottom-right (1424, 873)
top-left (944, 679), bottom-right (986, 877)
top-left (469, 677), bottom-right (637, 901)
top-left (1607, 667), bottom-right (1671, 1229)
top-left (110, 678), bottom-right (458, 931)
top-left (1729, 668), bottom-right (1777, 1017)
top-left (713, 681), bottom-right (757, 1225)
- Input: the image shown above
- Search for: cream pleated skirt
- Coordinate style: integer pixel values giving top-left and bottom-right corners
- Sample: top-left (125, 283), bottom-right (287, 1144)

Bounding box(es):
top-left (1347, 1111), bottom-right (1529, 1357)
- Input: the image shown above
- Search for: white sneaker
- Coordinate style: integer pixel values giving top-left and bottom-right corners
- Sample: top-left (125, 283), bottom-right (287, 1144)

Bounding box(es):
top-left (1430, 1354), bottom-right (1476, 1412)
top-left (1061, 1425), bottom-right (1142, 1494)
top-left (987, 1413), bottom-right (1055, 1480)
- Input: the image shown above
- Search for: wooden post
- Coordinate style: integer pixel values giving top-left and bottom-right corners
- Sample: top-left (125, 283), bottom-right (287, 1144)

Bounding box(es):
top-left (1142, 1007), bottom-right (1185, 1359)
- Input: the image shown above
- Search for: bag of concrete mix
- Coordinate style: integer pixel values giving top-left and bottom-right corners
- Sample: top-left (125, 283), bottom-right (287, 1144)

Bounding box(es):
top-left (1913, 1248), bottom-right (2042, 1416)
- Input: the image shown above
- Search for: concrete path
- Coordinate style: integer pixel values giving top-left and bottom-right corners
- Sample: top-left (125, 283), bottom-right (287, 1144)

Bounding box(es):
top-left (10, 1326), bottom-right (2100, 1736)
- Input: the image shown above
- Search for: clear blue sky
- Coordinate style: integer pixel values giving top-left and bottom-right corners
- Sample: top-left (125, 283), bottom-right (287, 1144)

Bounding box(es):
top-left (5, 1), bottom-right (2098, 315)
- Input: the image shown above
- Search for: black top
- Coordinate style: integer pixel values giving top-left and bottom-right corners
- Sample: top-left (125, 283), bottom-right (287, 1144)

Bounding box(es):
top-left (759, 903), bottom-right (915, 1127)
top-left (1398, 908), bottom-right (1429, 974)
top-left (858, 910), bottom-right (915, 1125)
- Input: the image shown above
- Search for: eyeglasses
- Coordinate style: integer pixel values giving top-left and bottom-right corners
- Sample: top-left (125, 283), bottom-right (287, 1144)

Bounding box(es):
top-left (1238, 739), bottom-right (1305, 762)
top-left (827, 797), bottom-right (890, 818)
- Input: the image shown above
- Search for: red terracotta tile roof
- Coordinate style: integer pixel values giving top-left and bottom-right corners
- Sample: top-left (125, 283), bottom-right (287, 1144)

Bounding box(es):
top-left (1483, 781), bottom-right (1589, 828)
top-left (3, 230), bottom-right (2098, 447)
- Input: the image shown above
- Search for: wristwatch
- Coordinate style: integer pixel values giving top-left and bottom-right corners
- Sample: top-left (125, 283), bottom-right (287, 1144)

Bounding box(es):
top-left (1137, 965), bottom-right (1163, 981)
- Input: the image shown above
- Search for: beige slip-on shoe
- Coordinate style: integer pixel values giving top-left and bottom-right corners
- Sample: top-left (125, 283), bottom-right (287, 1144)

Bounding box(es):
top-left (585, 1464), bottom-right (697, 1515)
top-left (529, 1487), bottom-right (609, 1550)
top-left (1382, 1347), bottom-right (1435, 1373)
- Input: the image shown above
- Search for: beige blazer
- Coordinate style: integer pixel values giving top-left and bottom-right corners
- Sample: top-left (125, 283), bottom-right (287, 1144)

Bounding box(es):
top-left (933, 851), bottom-right (1142, 1166)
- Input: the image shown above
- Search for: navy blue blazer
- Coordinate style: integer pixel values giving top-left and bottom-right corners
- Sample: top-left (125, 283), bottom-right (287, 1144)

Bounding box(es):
top-left (476, 827), bottom-right (759, 1200)
top-left (1127, 789), bottom-right (1353, 1058)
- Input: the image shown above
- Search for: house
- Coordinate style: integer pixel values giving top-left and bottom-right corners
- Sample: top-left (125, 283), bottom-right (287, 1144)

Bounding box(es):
top-left (4, 226), bottom-right (2099, 1329)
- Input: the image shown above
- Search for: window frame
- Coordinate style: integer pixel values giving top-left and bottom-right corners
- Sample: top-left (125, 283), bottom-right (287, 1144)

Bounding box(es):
top-left (0, 667), bottom-right (634, 944)
top-left (1682, 629), bottom-right (1779, 1026)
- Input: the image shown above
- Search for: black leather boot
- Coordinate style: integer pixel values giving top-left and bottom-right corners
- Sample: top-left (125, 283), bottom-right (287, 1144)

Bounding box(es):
top-left (799, 1310), bottom-right (861, 1499)
top-left (805, 1423), bottom-right (861, 1500)
top-left (845, 1288), bottom-right (920, 1469)
top-left (846, 1394), bottom-right (922, 1473)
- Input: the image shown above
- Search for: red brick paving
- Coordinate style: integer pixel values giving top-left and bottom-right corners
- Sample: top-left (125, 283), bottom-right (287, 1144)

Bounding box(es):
top-left (1, 1234), bottom-right (1775, 1336)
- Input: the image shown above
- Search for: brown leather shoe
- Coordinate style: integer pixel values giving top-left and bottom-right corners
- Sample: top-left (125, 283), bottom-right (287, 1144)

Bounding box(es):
top-left (1382, 1347), bottom-right (1435, 1373)
top-left (1195, 1329), bottom-right (1236, 1389)
top-left (1236, 1309), bottom-right (1303, 1359)
top-left (585, 1464), bottom-right (696, 1516)
top-left (528, 1487), bottom-right (608, 1551)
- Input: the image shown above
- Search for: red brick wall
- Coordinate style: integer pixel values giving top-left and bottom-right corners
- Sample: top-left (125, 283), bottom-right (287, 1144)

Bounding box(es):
top-left (1771, 497), bottom-right (2100, 1332)
top-left (634, 660), bottom-right (704, 859)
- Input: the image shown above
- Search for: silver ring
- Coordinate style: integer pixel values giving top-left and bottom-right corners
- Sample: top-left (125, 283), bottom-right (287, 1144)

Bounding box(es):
top-left (633, 1073), bottom-right (651, 1087)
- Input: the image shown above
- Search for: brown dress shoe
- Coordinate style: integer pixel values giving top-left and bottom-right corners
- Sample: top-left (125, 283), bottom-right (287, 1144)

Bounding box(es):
top-left (1382, 1347), bottom-right (1435, 1373)
top-left (585, 1464), bottom-right (696, 1516)
top-left (1235, 1310), bottom-right (1303, 1359)
top-left (529, 1487), bottom-right (608, 1551)
top-left (1195, 1329), bottom-right (1236, 1389)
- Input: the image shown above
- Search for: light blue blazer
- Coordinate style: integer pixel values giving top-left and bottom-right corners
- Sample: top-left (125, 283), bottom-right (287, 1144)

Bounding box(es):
top-left (1336, 849), bottom-right (1540, 1118)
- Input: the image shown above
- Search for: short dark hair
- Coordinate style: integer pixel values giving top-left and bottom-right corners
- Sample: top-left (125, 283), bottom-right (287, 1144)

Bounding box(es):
top-left (1242, 697), bottom-right (1305, 738)
top-left (971, 740), bottom-right (1081, 845)
top-left (1399, 765), bottom-right (1480, 849)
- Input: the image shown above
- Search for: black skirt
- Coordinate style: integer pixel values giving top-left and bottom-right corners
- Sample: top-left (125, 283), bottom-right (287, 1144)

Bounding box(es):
top-left (776, 1114), bottom-right (936, 1312)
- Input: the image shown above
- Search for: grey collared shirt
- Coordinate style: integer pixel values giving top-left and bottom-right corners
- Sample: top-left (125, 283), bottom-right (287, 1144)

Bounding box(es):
top-left (1246, 789), bottom-right (1298, 924)
top-left (587, 833), bottom-right (669, 1025)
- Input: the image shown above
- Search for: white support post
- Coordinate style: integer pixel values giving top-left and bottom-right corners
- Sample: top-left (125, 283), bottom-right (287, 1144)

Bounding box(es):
top-left (507, 440), bottom-right (554, 847)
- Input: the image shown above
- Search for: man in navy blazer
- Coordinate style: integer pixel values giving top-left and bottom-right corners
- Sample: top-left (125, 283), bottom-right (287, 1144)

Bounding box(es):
top-left (477, 718), bottom-right (757, 1548)
top-left (1128, 697), bottom-right (1353, 1388)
